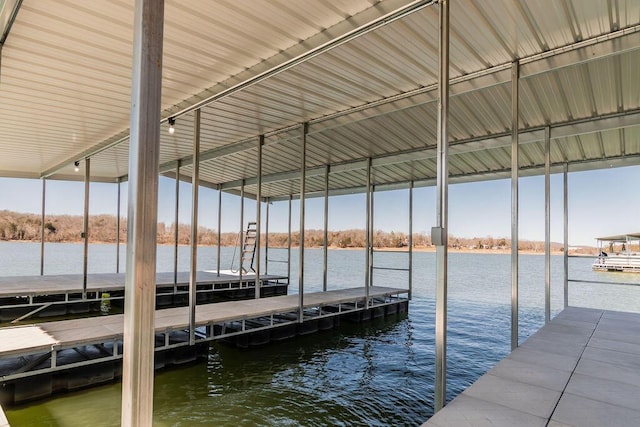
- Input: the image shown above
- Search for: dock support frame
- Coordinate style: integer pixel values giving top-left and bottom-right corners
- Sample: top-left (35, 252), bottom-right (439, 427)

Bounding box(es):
top-left (511, 59), bottom-right (520, 350)
top-left (265, 197), bottom-right (270, 275)
top-left (409, 181), bottom-right (413, 300)
top-left (434, 0), bottom-right (449, 413)
top-left (288, 194), bottom-right (292, 282)
top-left (121, 0), bottom-right (164, 424)
top-left (365, 158), bottom-right (372, 306)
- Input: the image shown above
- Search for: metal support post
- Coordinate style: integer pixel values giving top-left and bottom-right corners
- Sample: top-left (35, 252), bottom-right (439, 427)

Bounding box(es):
top-left (255, 135), bottom-right (263, 299)
top-left (370, 183), bottom-right (375, 289)
top-left (288, 194), bottom-right (292, 282)
top-left (239, 181), bottom-right (244, 285)
top-left (189, 109), bottom-right (201, 345)
top-left (217, 185), bottom-right (222, 277)
top-left (116, 178), bottom-right (121, 274)
top-left (174, 160), bottom-right (180, 285)
top-left (511, 59), bottom-right (520, 351)
top-left (434, 0), bottom-right (449, 413)
top-left (409, 181), bottom-right (414, 300)
top-left (544, 126), bottom-right (551, 323)
top-left (299, 123), bottom-right (308, 322)
top-left (323, 165), bottom-right (329, 292)
top-left (83, 157), bottom-right (91, 297)
top-left (40, 179), bottom-right (46, 276)
top-left (121, 0), bottom-right (164, 424)
top-left (265, 198), bottom-right (270, 275)
top-left (365, 158), bottom-right (372, 306)
top-left (563, 163), bottom-right (569, 308)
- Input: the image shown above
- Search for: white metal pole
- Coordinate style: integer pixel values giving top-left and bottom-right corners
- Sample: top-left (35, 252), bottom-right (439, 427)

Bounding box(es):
top-left (511, 60), bottom-right (520, 351)
top-left (255, 135), bottom-right (263, 299)
top-left (564, 163), bottom-right (569, 308)
top-left (116, 178), bottom-right (121, 274)
top-left (544, 126), bottom-right (551, 323)
top-left (174, 160), bottom-right (180, 285)
top-left (83, 157), bottom-right (91, 297)
top-left (434, 0), bottom-right (449, 412)
top-left (299, 123), bottom-right (307, 321)
top-left (265, 198), bottom-right (270, 275)
top-left (365, 157), bottom-right (372, 306)
top-left (189, 109), bottom-right (201, 345)
top-left (121, 0), bottom-right (164, 424)
top-left (288, 194), bottom-right (292, 282)
top-left (409, 181), bottom-right (413, 300)
top-left (40, 179), bottom-right (46, 276)
top-left (323, 165), bottom-right (329, 292)
top-left (217, 185), bottom-right (222, 277)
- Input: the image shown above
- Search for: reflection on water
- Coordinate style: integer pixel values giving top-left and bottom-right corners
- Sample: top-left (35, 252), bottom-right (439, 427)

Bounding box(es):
top-left (2, 243), bottom-right (640, 426)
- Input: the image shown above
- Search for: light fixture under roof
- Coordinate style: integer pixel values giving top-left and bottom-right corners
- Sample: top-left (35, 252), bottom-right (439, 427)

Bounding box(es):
top-left (74, 161), bottom-right (80, 172)
top-left (168, 117), bottom-right (175, 134)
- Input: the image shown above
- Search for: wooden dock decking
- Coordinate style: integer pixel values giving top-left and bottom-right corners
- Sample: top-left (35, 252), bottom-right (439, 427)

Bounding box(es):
top-left (424, 306), bottom-right (640, 427)
top-left (0, 286), bottom-right (408, 384)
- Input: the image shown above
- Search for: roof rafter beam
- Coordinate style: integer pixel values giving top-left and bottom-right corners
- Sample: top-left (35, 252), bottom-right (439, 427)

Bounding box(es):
top-left (156, 27), bottom-right (640, 178)
top-left (219, 109), bottom-right (640, 191)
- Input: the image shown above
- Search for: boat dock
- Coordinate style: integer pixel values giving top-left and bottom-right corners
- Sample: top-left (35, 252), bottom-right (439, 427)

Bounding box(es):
top-left (0, 271), bottom-right (288, 323)
top-left (424, 306), bottom-right (640, 427)
top-left (0, 286), bottom-right (407, 404)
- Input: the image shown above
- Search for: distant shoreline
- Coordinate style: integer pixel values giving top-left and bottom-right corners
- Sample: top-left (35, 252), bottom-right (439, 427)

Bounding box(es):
top-left (0, 240), bottom-right (595, 256)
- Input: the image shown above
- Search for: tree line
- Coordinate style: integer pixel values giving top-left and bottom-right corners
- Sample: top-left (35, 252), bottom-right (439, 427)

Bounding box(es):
top-left (0, 210), bottom-right (566, 251)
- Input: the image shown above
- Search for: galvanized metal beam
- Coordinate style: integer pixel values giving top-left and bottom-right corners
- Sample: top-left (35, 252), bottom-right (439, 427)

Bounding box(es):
top-left (365, 157), bottom-right (372, 305)
top-left (545, 126), bottom-right (551, 323)
top-left (409, 181), bottom-right (414, 300)
top-left (40, 179), bottom-right (46, 276)
top-left (82, 158), bottom-right (90, 297)
top-left (255, 135), bottom-right (264, 299)
top-left (189, 109), bottom-right (201, 345)
top-left (217, 186), bottom-right (222, 277)
top-left (299, 123), bottom-right (308, 321)
top-left (116, 178), bottom-right (121, 274)
top-left (323, 165), bottom-right (329, 292)
top-left (564, 163), bottom-right (569, 308)
top-left (511, 60), bottom-right (520, 351)
top-left (121, 0), bottom-right (164, 424)
top-left (173, 160), bottom-right (180, 285)
top-left (434, 0), bottom-right (449, 413)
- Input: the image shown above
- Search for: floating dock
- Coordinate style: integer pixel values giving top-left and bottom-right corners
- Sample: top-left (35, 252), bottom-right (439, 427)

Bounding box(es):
top-left (424, 306), bottom-right (640, 427)
top-left (0, 271), bottom-right (288, 322)
top-left (0, 286), bottom-right (408, 404)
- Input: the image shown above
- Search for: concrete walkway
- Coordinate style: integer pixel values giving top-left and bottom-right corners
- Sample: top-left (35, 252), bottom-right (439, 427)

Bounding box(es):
top-left (424, 306), bottom-right (640, 426)
top-left (0, 403), bottom-right (8, 427)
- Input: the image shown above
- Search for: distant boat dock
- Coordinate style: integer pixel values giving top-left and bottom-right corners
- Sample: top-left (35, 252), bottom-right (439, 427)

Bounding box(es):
top-left (0, 271), bottom-right (289, 323)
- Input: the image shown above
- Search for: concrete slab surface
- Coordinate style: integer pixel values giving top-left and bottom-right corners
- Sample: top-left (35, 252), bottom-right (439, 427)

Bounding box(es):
top-left (423, 307), bottom-right (640, 426)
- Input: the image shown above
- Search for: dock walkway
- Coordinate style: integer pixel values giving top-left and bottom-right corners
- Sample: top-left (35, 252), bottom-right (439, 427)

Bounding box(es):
top-left (425, 306), bottom-right (640, 427)
top-left (0, 286), bottom-right (407, 384)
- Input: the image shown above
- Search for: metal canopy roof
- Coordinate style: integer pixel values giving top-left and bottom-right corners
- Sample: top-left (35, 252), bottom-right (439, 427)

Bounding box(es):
top-left (0, 0), bottom-right (639, 200)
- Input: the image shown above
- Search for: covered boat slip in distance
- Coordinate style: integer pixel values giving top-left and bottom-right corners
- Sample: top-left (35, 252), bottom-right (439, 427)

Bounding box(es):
top-left (593, 233), bottom-right (640, 273)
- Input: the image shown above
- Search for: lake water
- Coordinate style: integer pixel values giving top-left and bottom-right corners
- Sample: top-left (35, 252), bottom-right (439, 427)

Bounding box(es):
top-left (2, 242), bottom-right (640, 426)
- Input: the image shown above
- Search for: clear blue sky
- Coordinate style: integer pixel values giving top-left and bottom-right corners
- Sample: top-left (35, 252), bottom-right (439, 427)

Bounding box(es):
top-left (1, 165), bottom-right (638, 246)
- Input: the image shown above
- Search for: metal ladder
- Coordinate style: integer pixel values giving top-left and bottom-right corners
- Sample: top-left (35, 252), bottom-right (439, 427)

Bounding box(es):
top-left (238, 222), bottom-right (257, 274)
